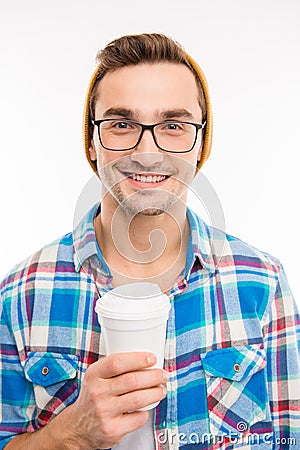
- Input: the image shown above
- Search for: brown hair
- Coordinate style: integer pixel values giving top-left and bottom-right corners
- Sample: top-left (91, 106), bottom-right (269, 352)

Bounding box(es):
top-left (89, 33), bottom-right (207, 139)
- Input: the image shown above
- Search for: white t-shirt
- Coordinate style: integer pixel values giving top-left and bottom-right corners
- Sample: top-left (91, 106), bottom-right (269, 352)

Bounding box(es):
top-left (113, 409), bottom-right (155, 450)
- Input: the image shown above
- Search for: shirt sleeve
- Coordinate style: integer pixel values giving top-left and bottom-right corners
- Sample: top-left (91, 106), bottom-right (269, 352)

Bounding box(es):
top-left (0, 291), bottom-right (36, 447)
top-left (263, 262), bottom-right (300, 447)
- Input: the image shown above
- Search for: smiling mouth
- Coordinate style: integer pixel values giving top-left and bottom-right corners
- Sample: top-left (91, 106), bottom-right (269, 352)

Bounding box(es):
top-left (122, 172), bottom-right (171, 184)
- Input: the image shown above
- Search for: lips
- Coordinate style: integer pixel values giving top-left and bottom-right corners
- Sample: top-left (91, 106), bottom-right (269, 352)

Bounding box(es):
top-left (121, 171), bottom-right (171, 187)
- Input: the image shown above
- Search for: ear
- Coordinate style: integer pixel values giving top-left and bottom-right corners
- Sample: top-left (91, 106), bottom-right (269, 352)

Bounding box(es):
top-left (89, 139), bottom-right (97, 162)
top-left (197, 141), bottom-right (204, 162)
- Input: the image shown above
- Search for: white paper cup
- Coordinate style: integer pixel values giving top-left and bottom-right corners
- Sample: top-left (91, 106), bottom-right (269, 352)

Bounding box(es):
top-left (95, 282), bottom-right (171, 410)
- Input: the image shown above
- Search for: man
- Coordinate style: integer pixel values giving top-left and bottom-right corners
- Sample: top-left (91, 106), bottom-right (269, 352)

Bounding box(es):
top-left (0, 33), bottom-right (299, 449)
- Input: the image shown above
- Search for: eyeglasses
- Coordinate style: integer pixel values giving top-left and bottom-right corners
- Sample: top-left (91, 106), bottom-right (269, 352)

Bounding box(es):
top-left (91, 118), bottom-right (206, 153)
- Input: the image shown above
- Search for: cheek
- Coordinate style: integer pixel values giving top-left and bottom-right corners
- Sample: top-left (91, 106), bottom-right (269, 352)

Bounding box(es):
top-left (100, 149), bottom-right (134, 169)
top-left (94, 147), bottom-right (116, 168)
top-left (175, 152), bottom-right (199, 174)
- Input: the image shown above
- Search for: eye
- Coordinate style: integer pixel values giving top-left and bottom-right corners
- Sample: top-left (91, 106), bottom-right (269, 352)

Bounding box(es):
top-left (160, 122), bottom-right (186, 134)
top-left (114, 121), bottom-right (130, 129)
top-left (166, 123), bottom-right (181, 130)
top-left (109, 120), bottom-right (140, 132)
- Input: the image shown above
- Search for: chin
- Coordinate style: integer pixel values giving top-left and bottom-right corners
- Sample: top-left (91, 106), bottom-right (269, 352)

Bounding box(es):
top-left (110, 184), bottom-right (183, 216)
top-left (118, 201), bottom-right (171, 217)
top-left (125, 194), bottom-right (179, 216)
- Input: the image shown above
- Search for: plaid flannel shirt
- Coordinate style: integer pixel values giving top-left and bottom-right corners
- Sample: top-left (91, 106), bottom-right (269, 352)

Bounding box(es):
top-left (0, 203), bottom-right (299, 449)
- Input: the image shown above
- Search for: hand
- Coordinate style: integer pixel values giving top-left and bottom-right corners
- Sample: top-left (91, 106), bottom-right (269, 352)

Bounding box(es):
top-left (65, 352), bottom-right (168, 449)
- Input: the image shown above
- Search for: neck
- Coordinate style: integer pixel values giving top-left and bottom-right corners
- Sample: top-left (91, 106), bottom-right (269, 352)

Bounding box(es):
top-left (94, 192), bottom-right (190, 279)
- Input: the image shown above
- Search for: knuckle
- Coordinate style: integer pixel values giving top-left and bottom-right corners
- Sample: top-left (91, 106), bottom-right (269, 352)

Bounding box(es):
top-left (89, 388), bottom-right (100, 402)
top-left (126, 371), bottom-right (139, 390)
top-left (107, 355), bottom-right (121, 374)
top-left (95, 402), bottom-right (110, 418)
top-left (101, 422), bottom-right (116, 440)
top-left (131, 392), bottom-right (144, 410)
top-left (88, 382), bottom-right (109, 403)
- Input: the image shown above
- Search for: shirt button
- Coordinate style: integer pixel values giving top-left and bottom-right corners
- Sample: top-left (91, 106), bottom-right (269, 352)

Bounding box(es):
top-left (41, 366), bottom-right (49, 376)
top-left (234, 363), bottom-right (241, 373)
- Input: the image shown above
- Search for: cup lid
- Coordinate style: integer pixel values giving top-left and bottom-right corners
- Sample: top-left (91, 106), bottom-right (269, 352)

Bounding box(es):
top-left (95, 282), bottom-right (171, 320)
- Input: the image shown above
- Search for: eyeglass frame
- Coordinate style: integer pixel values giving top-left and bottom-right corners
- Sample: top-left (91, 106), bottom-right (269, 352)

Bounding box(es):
top-left (91, 118), bottom-right (207, 154)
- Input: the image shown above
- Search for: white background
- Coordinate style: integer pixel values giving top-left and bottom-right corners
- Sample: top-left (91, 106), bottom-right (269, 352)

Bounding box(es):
top-left (0, 0), bottom-right (299, 304)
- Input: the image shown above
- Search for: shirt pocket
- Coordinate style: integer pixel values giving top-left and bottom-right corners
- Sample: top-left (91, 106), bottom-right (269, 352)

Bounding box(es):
top-left (24, 352), bottom-right (79, 425)
top-left (201, 344), bottom-right (270, 436)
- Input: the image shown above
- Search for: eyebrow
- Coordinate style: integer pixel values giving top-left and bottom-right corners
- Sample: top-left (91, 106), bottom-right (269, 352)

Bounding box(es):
top-left (103, 107), bottom-right (136, 119)
top-left (159, 109), bottom-right (194, 120)
top-left (102, 107), bottom-right (195, 121)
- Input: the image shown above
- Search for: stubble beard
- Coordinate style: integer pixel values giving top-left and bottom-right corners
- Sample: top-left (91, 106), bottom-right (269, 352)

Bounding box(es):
top-left (99, 160), bottom-right (196, 217)
top-left (109, 182), bottom-right (180, 216)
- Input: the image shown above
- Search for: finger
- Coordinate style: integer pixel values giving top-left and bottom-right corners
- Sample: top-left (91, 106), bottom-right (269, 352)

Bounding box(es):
top-left (117, 385), bottom-right (167, 413)
top-left (99, 410), bottom-right (149, 445)
top-left (92, 352), bottom-right (157, 379)
top-left (119, 410), bottom-right (149, 435)
top-left (110, 368), bottom-right (169, 396)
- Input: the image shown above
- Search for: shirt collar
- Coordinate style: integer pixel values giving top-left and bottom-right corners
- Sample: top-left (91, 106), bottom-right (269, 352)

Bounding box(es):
top-left (185, 207), bottom-right (216, 274)
top-left (73, 203), bottom-right (217, 274)
top-left (73, 203), bottom-right (103, 273)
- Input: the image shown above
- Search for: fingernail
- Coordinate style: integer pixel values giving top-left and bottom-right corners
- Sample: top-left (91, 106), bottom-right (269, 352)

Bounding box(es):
top-left (163, 370), bottom-right (169, 381)
top-left (147, 354), bottom-right (156, 365)
top-left (162, 386), bottom-right (168, 396)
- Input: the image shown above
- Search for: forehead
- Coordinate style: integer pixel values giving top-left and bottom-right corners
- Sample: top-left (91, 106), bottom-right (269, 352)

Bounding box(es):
top-left (94, 63), bottom-right (202, 119)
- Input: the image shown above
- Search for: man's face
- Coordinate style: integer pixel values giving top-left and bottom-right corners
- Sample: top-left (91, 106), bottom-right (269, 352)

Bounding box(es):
top-left (89, 63), bottom-right (204, 216)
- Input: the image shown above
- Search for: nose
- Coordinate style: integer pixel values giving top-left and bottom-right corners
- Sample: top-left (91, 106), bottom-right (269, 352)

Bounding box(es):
top-left (130, 128), bottom-right (164, 167)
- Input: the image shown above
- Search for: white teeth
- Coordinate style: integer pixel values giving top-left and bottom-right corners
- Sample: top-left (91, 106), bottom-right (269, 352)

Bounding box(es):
top-left (130, 174), bottom-right (167, 183)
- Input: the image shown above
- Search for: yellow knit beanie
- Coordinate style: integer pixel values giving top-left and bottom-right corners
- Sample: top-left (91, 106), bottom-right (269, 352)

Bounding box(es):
top-left (83, 48), bottom-right (212, 173)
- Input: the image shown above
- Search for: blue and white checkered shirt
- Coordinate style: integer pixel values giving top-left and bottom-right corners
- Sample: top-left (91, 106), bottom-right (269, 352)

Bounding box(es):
top-left (1, 204), bottom-right (299, 449)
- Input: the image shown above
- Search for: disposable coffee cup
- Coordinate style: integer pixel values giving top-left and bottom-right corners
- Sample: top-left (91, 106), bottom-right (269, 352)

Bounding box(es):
top-left (95, 282), bottom-right (171, 410)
